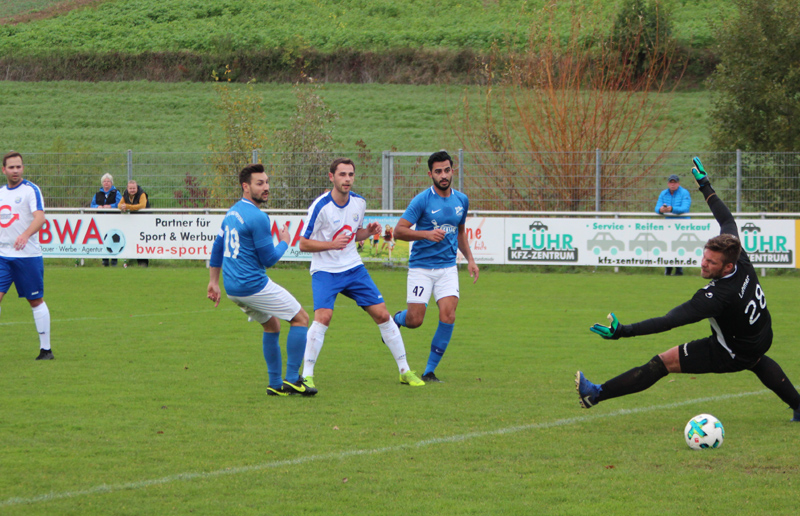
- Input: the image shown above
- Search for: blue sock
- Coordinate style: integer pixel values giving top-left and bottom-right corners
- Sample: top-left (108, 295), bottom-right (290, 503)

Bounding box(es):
top-left (425, 321), bottom-right (454, 375)
top-left (394, 309), bottom-right (407, 327)
top-left (285, 325), bottom-right (307, 383)
top-left (262, 332), bottom-right (282, 388)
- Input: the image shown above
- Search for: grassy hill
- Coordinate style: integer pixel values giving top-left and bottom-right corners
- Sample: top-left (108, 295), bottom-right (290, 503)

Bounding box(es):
top-left (0, 1), bottom-right (728, 83)
top-left (0, 1), bottom-right (720, 153)
top-left (0, 81), bottom-right (712, 153)
top-left (2, 0), bottom-right (724, 54)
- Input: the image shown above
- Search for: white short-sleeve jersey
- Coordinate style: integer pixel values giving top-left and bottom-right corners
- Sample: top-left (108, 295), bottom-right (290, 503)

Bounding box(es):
top-left (303, 191), bottom-right (366, 274)
top-left (0, 179), bottom-right (44, 258)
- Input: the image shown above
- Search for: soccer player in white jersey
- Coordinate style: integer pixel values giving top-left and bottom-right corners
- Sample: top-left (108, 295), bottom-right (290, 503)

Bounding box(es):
top-left (1, 152), bottom-right (52, 360)
top-left (207, 164), bottom-right (316, 397)
top-left (299, 158), bottom-right (425, 389)
top-left (392, 150), bottom-right (479, 382)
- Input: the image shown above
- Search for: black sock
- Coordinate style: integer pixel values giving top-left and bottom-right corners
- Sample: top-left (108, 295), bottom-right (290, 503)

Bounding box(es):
top-left (750, 355), bottom-right (800, 410)
top-left (597, 355), bottom-right (668, 403)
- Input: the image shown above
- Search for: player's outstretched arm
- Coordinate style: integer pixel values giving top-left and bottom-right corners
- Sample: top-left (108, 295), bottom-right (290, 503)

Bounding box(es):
top-left (692, 157), bottom-right (737, 237)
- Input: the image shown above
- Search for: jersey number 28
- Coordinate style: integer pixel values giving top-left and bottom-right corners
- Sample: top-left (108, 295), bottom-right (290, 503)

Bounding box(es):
top-left (744, 284), bottom-right (766, 325)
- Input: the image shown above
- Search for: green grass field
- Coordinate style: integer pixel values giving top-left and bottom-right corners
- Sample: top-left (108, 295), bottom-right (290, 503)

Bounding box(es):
top-left (0, 81), bottom-right (713, 153)
top-left (2, 265), bottom-right (798, 514)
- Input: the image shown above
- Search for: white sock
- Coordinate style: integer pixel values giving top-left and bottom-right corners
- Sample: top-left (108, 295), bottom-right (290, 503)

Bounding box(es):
top-left (32, 302), bottom-right (51, 351)
top-left (378, 320), bottom-right (410, 373)
top-left (303, 321), bottom-right (328, 377)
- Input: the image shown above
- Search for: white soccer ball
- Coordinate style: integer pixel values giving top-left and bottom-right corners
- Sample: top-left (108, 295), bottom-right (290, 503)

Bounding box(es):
top-left (103, 229), bottom-right (126, 255)
top-left (684, 414), bottom-right (724, 450)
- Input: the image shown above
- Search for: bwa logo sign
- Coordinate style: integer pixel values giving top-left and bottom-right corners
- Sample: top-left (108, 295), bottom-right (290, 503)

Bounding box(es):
top-left (39, 216), bottom-right (118, 256)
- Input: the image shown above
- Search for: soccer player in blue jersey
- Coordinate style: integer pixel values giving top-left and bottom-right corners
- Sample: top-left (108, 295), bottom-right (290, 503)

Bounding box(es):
top-left (299, 158), bottom-right (425, 389)
top-left (207, 164), bottom-right (316, 397)
top-left (392, 150), bottom-right (479, 382)
top-left (1, 152), bottom-right (52, 360)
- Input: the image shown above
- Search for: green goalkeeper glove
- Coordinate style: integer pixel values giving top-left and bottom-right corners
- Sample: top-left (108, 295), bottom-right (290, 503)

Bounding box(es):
top-left (692, 157), bottom-right (710, 187)
top-left (590, 313), bottom-right (623, 340)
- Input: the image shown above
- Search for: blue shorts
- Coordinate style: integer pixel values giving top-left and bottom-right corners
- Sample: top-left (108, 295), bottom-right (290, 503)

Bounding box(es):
top-left (311, 265), bottom-right (384, 311)
top-left (0, 256), bottom-right (45, 300)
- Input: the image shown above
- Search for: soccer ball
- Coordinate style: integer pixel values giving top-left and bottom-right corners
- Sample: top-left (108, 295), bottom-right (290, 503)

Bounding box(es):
top-left (684, 414), bottom-right (724, 450)
top-left (103, 229), bottom-right (126, 255)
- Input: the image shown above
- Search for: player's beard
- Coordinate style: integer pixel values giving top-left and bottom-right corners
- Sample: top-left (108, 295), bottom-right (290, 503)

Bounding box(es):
top-left (251, 190), bottom-right (269, 205)
top-left (433, 178), bottom-right (450, 193)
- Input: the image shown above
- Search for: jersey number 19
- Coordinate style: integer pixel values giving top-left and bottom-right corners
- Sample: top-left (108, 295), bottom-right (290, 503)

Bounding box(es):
top-left (223, 226), bottom-right (240, 259)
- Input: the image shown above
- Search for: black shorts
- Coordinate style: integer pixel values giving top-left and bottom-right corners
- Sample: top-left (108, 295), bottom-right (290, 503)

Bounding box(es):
top-left (678, 336), bottom-right (762, 374)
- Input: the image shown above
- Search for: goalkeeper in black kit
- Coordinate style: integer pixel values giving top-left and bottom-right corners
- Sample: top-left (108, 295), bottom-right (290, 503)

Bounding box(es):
top-left (576, 157), bottom-right (800, 422)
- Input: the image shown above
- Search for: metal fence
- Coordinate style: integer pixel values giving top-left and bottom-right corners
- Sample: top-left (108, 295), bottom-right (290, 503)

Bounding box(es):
top-left (19, 150), bottom-right (800, 213)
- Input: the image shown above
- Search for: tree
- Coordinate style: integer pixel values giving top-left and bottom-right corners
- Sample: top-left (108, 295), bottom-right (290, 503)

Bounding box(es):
top-left (709, 0), bottom-right (800, 152)
top-left (273, 74), bottom-right (339, 209)
top-left (449, 3), bottom-right (683, 212)
top-left (611, 0), bottom-right (673, 79)
top-left (708, 0), bottom-right (800, 212)
top-left (206, 65), bottom-right (270, 208)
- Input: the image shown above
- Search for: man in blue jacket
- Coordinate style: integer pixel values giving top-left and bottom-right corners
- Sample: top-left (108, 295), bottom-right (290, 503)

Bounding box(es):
top-left (655, 174), bottom-right (691, 275)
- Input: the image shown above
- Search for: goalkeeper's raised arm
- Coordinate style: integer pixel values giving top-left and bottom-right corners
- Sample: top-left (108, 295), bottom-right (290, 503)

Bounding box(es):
top-left (692, 157), bottom-right (738, 238)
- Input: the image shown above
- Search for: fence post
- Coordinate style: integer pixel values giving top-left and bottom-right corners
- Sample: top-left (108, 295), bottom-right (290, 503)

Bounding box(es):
top-left (127, 149), bottom-right (133, 181)
top-left (736, 149), bottom-right (742, 212)
top-left (382, 151), bottom-right (390, 211)
top-left (252, 149), bottom-right (258, 163)
top-left (389, 153), bottom-right (395, 211)
top-left (458, 148), bottom-right (464, 192)
top-left (595, 148), bottom-right (602, 212)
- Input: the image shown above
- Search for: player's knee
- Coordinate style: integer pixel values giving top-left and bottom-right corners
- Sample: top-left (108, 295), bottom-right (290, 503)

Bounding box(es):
top-left (262, 317), bottom-right (281, 333)
top-left (440, 312), bottom-right (456, 325)
top-left (28, 298), bottom-right (44, 308)
top-left (373, 312), bottom-right (391, 325)
top-left (292, 308), bottom-right (309, 327)
top-left (405, 313), bottom-right (424, 328)
top-left (653, 352), bottom-right (675, 374)
top-left (314, 310), bottom-right (333, 326)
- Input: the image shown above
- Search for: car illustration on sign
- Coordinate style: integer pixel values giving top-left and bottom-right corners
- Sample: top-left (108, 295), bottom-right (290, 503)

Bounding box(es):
top-left (741, 222), bottom-right (761, 233)
top-left (529, 221), bottom-right (549, 232)
top-left (630, 233), bottom-right (667, 256)
top-left (672, 233), bottom-right (705, 256)
top-left (587, 232), bottom-right (625, 255)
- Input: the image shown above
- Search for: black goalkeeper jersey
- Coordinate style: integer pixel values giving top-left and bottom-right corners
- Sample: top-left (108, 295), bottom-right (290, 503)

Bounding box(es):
top-left (621, 184), bottom-right (772, 363)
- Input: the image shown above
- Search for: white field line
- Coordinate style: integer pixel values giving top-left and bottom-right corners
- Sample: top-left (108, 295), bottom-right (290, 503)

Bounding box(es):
top-left (0, 388), bottom-right (774, 508)
top-left (0, 308), bottom-right (231, 326)
top-left (0, 302), bottom-right (362, 326)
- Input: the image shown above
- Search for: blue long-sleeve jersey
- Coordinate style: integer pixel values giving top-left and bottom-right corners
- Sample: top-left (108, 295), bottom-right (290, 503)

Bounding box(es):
top-left (209, 198), bottom-right (288, 296)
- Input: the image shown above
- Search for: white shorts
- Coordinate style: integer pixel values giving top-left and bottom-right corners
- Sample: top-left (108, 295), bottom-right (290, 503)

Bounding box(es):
top-left (406, 266), bottom-right (459, 305)
top-left (227, 280), bottom-right (302, 324)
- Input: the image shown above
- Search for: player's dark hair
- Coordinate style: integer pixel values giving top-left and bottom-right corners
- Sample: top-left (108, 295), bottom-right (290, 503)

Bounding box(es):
top-left (239, 163), bottom-right (265, 188)
top-left (705, 234), bottom-right (742, 265)
top-left (329, 158), bottom-right (355, 175)
top-left (428, 150), bottom-right (453, 171)
top-left (3, 151), bottom-right (22, 167)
